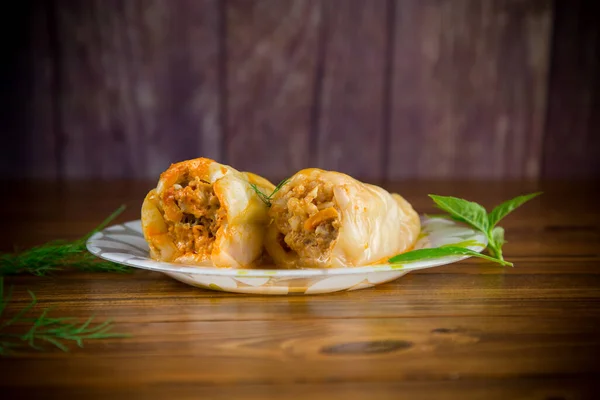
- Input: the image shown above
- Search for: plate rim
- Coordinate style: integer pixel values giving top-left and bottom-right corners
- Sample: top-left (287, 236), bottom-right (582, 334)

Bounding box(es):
top-left (86, 216), bottom-right (487, 277)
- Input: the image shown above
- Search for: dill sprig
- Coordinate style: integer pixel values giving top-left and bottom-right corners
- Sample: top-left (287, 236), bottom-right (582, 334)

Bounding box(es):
top-left (0, 277), bottom-right (130, 355)
top-left (250, 178), bottom-right (290, 207)
top-left (0, 205), bottom-right (132, 276)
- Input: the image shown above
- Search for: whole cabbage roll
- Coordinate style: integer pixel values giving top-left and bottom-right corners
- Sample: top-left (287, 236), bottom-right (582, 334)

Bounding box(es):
top-left (141, 158), bottom-right (274, 268)
top-left (264, 168), bottom-right (420, 269)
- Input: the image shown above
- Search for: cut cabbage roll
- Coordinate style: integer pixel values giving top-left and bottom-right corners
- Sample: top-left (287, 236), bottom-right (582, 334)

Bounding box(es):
top-left (141, 158), bottom-right (274, 268)
top-left (265, 168), bottom-right (420, 268)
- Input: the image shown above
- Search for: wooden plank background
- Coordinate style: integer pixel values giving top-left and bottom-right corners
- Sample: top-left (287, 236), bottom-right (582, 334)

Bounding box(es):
top-left (2, 0), bottom-right (599, 181)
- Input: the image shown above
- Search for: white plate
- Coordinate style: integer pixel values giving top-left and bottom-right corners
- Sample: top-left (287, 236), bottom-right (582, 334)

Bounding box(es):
top-left (86, 216), bottom-right (486, 295)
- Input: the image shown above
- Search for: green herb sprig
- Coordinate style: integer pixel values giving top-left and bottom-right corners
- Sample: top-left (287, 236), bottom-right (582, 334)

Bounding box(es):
top-left (0, 277), bottom-right (129, 355)
top-left (0, 206), bottom-right (132, 276)
top-left (389, 192), bottom-right (541, 267)
top-left (250, 178), bottom-right (290, 207)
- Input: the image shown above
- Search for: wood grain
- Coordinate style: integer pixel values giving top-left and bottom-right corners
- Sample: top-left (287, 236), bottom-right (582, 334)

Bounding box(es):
top-left (0, 0), bottom-right (57, 179)
top-left (543, 0), bottom-right (600, 178)
top-left (1, 317), bottom-right (599, 383)
top-left (4, 0), bottom-right (600, 180)
top-left (0, 180), bottom-right (599, 398)
top-left (225, 0), bottom-right (321, 179)
top-left (56, 0), bottom-right (221, 178)
top-left (388, 0), bottom-right (552, 179)
top-left (313, 0), bottom-right (388, 180)
top-left (3, 379), bottom-right (596, 400)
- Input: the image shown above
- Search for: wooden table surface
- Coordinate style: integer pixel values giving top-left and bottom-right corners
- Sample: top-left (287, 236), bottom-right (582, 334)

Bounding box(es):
top-left (0, 180), bottom-right (599, 399)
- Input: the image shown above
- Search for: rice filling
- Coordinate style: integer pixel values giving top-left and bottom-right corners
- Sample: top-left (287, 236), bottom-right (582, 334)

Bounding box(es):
top-left (163, 177), bottom-right (225, 255)
top-left (272, 178), bottom-right (341, 266)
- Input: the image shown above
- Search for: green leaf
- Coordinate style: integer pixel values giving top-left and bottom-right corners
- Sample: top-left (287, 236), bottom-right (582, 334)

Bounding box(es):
top-left (492, 226), bottom-right (505, 247)
top-left (441, 240), bottom-right (485, 249)
top-left (428, 195), bottom-right (489, 233)
top-left (388, 246), bottom-right (513, 267)
top-left (488, 226), bottom-right (505, 260)
top-left (487, 192), bottom-right (541, 228)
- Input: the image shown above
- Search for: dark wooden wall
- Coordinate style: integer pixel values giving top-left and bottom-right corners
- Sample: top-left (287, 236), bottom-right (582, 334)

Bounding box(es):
top-left (2, 0), bottom-right (599, 181)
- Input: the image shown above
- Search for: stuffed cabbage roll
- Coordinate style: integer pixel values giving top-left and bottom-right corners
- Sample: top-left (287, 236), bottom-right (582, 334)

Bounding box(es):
top-left (141, 158), bottom-right (274, 268)
top-left (264, 168), bottom-right (420, 269)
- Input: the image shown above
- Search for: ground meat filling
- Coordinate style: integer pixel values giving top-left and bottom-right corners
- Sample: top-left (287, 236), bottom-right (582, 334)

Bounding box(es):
top-left (273, 179), bottom-right (341, 265)
top-left (163, 176), bottom-right (226, 256)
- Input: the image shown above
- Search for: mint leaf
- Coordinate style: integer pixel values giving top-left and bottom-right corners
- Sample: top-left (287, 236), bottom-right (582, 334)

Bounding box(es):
top-left (487, 192), bottom-right (541, 228)
top-left (388, 246), bottom-right (513, 267)
top-left (428, 195), bottom-right (489, 233)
